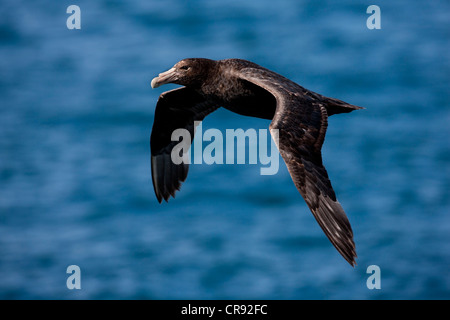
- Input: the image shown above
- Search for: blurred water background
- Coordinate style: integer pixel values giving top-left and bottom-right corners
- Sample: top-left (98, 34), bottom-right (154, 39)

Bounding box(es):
top-left (0, 0), bottom-right (449, 299)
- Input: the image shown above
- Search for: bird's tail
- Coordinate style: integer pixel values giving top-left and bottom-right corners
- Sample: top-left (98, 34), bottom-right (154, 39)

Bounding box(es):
top-left (323, 96), bottom-right (364, 116)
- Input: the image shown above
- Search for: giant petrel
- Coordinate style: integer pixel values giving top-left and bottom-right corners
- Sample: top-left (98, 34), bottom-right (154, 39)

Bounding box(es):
top-left (150, 58), bottom-right (363, 266)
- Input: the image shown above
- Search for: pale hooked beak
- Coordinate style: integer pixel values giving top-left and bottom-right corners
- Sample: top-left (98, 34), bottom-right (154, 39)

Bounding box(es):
top-left (151, 67), bottom-right (177, 88)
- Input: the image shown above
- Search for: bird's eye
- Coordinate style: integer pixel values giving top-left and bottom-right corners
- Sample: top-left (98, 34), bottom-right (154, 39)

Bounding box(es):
top-left (180, 65), bottom-right (190, 70)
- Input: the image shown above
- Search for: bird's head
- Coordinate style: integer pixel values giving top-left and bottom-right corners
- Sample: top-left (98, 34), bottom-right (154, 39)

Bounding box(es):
top-left (151, 58), bottom-right (215, 89)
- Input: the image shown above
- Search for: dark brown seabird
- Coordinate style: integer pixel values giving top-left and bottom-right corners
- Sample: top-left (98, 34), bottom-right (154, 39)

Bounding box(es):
top-left (150, 58), bottom-right (363, 266)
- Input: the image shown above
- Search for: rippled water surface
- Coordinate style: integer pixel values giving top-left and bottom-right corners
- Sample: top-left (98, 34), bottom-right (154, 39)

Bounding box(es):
top-left (0, 0), bottom-right (449, 299)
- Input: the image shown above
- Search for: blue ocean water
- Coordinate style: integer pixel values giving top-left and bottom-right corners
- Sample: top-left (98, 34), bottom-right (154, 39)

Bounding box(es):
top-left (0, 0), bottom-right (449, 299)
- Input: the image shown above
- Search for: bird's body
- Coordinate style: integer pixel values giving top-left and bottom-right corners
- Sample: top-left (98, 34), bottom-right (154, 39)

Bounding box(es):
top-left (150, 58), bottom-right (363, 266)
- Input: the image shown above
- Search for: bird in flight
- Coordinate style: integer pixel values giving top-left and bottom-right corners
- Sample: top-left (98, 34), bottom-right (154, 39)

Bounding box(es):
top-left (150, 58), bottom-right (363, 266)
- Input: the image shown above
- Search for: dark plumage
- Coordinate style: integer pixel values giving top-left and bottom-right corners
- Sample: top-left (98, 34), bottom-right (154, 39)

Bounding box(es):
top-left (150, 58), bottom-right (363, 266)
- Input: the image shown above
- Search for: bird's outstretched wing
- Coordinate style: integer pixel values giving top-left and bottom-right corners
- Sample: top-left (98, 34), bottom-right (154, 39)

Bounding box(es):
top-left (150, 87), bottom-right (219, 203)
top-left (237, 68), bottom-right (357, 266)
